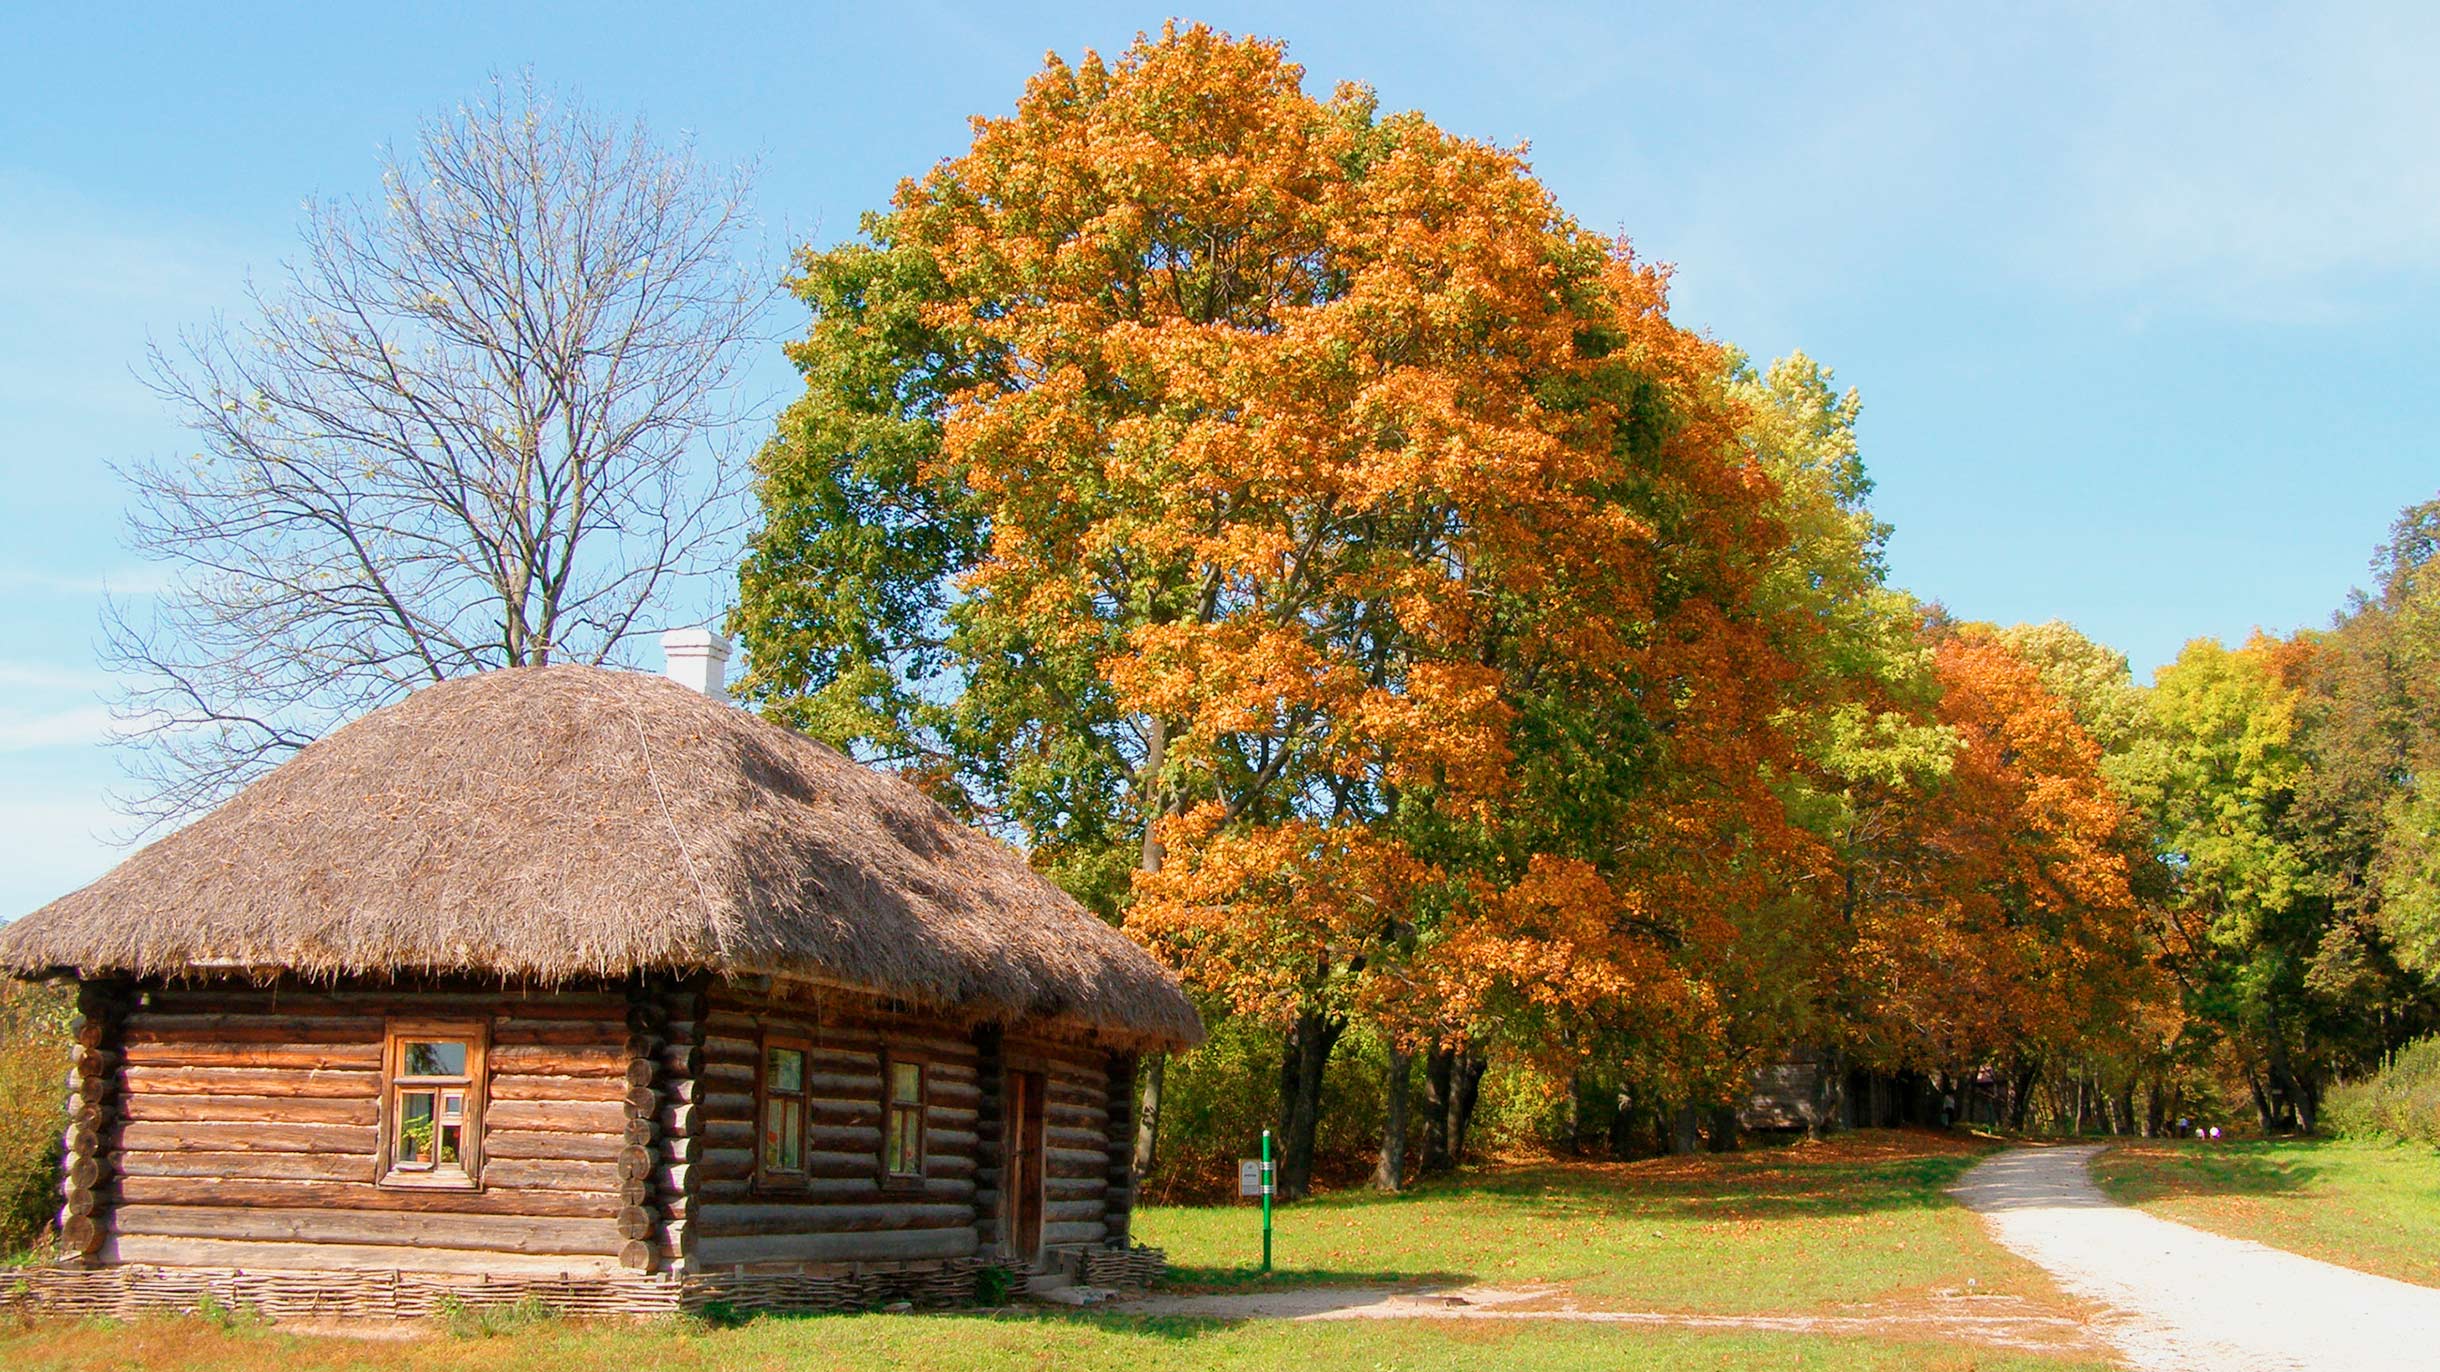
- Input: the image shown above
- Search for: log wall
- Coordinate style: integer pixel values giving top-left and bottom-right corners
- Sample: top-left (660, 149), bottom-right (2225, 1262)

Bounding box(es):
top-left (102, 979), bottom-right (629, 1276)
top-left (687, 979), bottom-right (984, 1271)
top-left (1001, 1029), bottom-right (1121, 1252)
top-left (72, 974), bottom-right (1147, 1288)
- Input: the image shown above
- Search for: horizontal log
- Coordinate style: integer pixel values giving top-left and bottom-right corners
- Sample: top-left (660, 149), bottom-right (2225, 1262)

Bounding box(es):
top-left (1044, 1199), bottom-right (1106, 1224)
top-left (120, 1121), bottom-right (376, 1155)
top-left (695, 1201), bottom-right (971, 1237)
top-left (1041, 1220), bottom-right (1107, 1246)
top-left (119, 1150), bottom-right (374, 1183)
top-left (490, 1021), bottom-right (629, 1049)
top-left (109, 1235), bottom-right (622, 1277)
top-left (1046, 1176), bottom-right (1107, 1201)
top-left (122, 1040), bottom-right (382, 1070)
top-left (115, 1204), bottom-right (620, 1255)
top-left (485, 1158), bottom-right (619, 1193)
top-left (122, 1094), bottom-right (376, 1126)
top-left (690, 1226), bottom-right (977, 1267)
top-left (1045, 1125), bottom-right (1108, 1151)
top-left (698, 1091), bottom-right (756, 1125)
top-left (121, 1065), bottom-right (375, 1099)
top-left (1046, 1146), bottom-right (1113, 1173)
top-left (491, 1073), bottom-right (626, 1103)
top-left (483, 1128), bottom-right (623, 1163)
top-left (698, 1147), bottom-right (754, 1180)
top-left (486, 1100), bottom-right (624, 1133)
top-left (114, 1177), bottom-right (615, 1218)
top-left (490, 1045), bottom-right (625, 1077)
top-left (123, 1015), bottom-right (383, 1044)
top-left (806, 1124), bottom-right (881, 1152)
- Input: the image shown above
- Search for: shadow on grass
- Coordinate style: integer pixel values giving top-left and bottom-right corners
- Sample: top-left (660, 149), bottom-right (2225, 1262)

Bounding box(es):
top-left (1158, 1263), bottom-right (1474, 1293)
top-left (2094, 1139), bottom-right (2324, 1205)
top-left (695, 1302), bottom-right (1299, 1344)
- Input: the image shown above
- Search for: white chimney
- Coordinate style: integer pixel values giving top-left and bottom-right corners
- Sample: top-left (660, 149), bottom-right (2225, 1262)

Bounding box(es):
top-left (660, 627), bottom-right (732, 698)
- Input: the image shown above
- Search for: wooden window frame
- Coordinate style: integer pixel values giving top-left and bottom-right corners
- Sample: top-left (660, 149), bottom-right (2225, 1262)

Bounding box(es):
top-left (756, 1033), bottom-right (814, 1190)
top-left (377, 1019), bottom-right (486, 1191)
top-left (879, 1051), bottom-right (929, 1190)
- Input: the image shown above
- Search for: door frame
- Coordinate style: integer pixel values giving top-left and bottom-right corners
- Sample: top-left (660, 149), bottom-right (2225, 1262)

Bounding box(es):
top-left (1004, 1067), bottom-right (1048, 1265)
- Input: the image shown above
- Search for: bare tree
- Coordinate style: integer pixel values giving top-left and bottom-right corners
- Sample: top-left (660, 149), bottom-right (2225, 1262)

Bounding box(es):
top-left (106, 76), bottom-right (770, 823)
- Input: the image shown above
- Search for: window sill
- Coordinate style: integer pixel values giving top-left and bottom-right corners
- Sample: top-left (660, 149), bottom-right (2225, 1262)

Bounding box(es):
top-left (379, 1170), bottom-right (481, 1192)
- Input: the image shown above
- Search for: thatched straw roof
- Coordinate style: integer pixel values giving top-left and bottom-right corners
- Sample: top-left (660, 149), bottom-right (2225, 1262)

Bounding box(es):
top-left (0, 666), bottom-right (1201, 1048)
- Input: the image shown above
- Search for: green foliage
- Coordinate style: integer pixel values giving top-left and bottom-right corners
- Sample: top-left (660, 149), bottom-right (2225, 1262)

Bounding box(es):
top-left (0, 981), bottom-right (72, 1258)
top-left (189, 1293), bottom-right (264, 1331)
top-left (973, 1264), bottom-right (1018, 1306)
top-left (2324, 1036), bottom-right (2440, 1146)
top-left (1144, 1015), bottom-right (1390, 1202)
top-left (436, 1294), bottom-right (559, 1339)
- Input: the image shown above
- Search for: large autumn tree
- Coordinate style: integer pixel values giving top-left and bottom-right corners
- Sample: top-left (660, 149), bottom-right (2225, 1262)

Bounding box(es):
top-left (734, 23), bottom-right (1811, 1192)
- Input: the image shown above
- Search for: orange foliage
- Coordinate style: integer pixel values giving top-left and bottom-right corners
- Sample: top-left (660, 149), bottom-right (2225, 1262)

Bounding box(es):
top-left (1846, 629), bottom-right (2151, 1070)
top-left (881, 23), bottom-right (1815, 1050)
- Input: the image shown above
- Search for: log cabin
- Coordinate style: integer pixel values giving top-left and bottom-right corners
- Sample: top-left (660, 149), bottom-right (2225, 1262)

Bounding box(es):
top-left (0, 635), bottom-right (1203, 1318)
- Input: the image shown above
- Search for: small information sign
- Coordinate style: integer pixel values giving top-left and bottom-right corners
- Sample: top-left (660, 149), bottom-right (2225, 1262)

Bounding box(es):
top-left (1238, 1159), bottom-right (1265, 1198)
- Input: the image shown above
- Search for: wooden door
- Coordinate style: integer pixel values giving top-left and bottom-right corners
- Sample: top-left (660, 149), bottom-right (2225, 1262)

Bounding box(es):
top-left (1006, 1069), bottom-right (1047, 1264)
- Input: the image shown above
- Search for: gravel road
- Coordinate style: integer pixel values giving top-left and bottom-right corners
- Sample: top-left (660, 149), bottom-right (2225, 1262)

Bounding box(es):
top-left (1954, 1143), bottom-right (2440, 1371)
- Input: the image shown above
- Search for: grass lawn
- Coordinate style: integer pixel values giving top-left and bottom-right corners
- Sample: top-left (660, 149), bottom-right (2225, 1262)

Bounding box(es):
top-left (0, 1310), bottom-right (2115, 1372)
top-left (2092, 1135), bottom-right (2440, 1288)
top-left (1141, 1127), bottom-right (2063, 1312)
top-left (0, 1130), bottom-right (2114, 1371)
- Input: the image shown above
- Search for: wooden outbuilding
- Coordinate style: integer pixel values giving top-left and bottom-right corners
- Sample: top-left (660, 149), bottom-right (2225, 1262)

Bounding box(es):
top-left (0, 652), bottom-right (1202, 1318)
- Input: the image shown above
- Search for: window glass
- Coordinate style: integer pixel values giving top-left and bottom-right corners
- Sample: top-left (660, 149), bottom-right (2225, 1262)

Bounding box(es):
top-left (397, 1090), bottom-right (436, 1164)
top-left (767, 1046), bottom-right (805, 1094)
top-left (401, 1041), bottom-right (467, 1077)
top-left (763, 1097), bottom-right (804, 1172)
top-left (761, 1042), bottom-right (810, 1177)
top-left (883, 1059), bottom-right (925, 1177)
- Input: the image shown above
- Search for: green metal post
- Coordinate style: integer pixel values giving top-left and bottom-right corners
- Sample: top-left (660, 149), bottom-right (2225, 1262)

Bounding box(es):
top-left (1260, 1127), bottom-right (1274, 1274)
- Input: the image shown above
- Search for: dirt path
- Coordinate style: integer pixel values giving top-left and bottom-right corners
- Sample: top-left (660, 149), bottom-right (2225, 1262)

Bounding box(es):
top-left (1953, 1144), bottom-right (2440, 1371)
top-left (1121, 1283), bottom-right (2100, 1355)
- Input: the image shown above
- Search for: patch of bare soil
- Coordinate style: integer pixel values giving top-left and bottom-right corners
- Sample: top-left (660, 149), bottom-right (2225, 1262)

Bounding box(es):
top-left (1121, 1282), bottom-right (2108, 1358)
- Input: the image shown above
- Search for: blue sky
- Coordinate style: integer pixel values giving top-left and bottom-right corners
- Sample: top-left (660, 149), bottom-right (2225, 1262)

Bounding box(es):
top-left (4, 2), bottom-right (2437, 915)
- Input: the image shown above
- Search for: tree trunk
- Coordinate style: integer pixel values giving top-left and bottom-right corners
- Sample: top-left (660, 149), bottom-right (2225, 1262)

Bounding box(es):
top-left (1421, 1045), bottom-right (1454, 1174)
top-left (2247, 1068), bottom-right (2275, 1133)
top-left (1705, 1104), bottom-right (1740, 1153)
top-left (2004, 1062), bottom-right (2040, 1132)
top-left (1130, 718), bottom-right (1174, 1174)
top-left (1134, 1052), bottom-right (1166, 1176)
top-left (1275, 1009), bottom-right (1344, 1200)
top-left (1669, 1105), bottom-right (1702, 1154)
top-left (1446, 1051), bottom-right (1487, 1167)
top-left (1374, 1044), bottom-right (1412, 1191)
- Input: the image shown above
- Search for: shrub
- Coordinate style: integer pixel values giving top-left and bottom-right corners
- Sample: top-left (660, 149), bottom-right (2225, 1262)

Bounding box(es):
top-left (0, 981), bottom-right (73, 1258)
top-left (2325, 1035), bottom-right (2440, 1147)
top-left (437, 1293), bottom-right (559, 1337)
top-left (1142, 1013), bottom-right (1391, 1203)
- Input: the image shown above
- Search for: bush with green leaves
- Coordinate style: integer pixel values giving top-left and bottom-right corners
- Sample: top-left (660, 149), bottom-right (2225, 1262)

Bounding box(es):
top-left (0, 981), bottom-right (72, 1258)
top-left (2325, 1035), bottom-right (2440, 1146)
